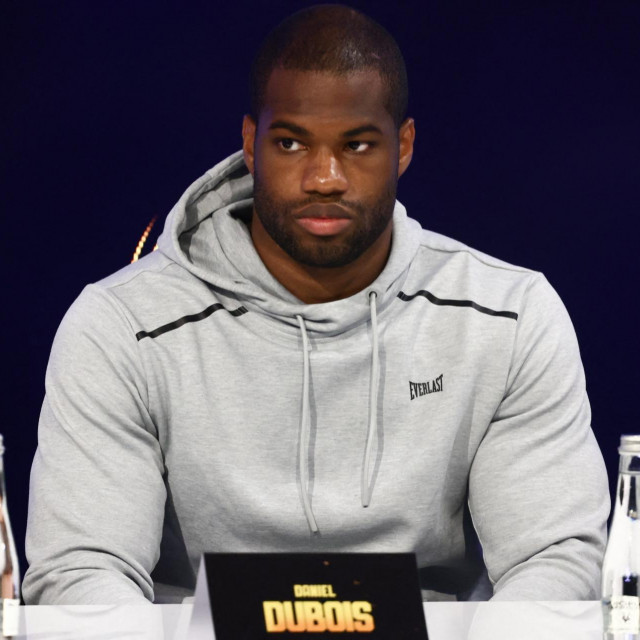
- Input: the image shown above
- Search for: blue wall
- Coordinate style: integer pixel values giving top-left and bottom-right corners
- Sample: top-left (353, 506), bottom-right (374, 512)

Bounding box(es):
top-left (2, 0), bottom-right (638, 582)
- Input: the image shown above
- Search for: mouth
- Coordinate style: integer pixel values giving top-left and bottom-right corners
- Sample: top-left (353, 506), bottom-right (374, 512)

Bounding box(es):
top-left (294, 203), bottom-right (353, 237)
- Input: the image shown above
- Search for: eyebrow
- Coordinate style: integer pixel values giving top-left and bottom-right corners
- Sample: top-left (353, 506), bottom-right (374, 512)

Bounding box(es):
top-left (268, 120), bottom-right (310, 137)
top-left (268, 120), bottom-right (383, 138)
top-left (341, 124), bottom-right (383, 137)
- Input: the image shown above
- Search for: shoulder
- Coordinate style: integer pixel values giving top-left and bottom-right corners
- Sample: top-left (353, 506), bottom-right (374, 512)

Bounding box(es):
top-left (402, 227), bottom-right (544, 320)
top-left (72, 250), bottom-right (219, 340)
top-left (416, 228), bottom-right (534, 277)
top-left (95, 249), bottom-right (178, 298)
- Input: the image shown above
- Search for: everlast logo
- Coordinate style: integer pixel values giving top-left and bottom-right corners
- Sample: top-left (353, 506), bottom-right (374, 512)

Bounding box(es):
top-left (409, 374), bottom-right (443, 400)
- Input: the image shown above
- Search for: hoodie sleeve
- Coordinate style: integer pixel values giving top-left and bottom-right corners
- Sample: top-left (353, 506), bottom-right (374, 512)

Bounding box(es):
top-left (23, 285), bottom-right (165, 604)
top-left (468, 273), bottom-right (610, 600)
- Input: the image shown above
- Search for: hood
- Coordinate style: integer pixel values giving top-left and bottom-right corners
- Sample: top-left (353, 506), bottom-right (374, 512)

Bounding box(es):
top-left (157, 150), bottom-right (422, 337)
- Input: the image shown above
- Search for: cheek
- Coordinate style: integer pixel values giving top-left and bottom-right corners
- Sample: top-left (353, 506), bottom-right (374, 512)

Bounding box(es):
top-left (257, 168), bottom-right (304, 202)
top-left (348, 160), bottom-right (396, 197)
top-left (258, 168), bottom-right (294, 200)
top-left (254, 162), bottom-right (297, 205)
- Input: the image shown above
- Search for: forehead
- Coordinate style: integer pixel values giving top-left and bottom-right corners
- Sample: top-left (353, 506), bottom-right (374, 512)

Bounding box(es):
top-left (261, 68), bottom-right (392, 129)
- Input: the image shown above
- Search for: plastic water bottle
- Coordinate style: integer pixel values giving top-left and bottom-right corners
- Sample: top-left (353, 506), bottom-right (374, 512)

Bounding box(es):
top-left (0, 435), bottom-right (20, 638)
top-left (602, 435), bottom-right (640, 639)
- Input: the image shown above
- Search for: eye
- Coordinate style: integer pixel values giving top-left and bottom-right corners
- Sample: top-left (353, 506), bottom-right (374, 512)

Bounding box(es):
top-left (277, 138), bottom-right (304, 152)
top-left (346, 141), bottom-right (371, 153)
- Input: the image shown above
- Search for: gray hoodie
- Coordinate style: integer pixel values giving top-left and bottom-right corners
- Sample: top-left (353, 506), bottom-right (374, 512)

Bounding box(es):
top-left (24, 150), bottom-right (609, 605)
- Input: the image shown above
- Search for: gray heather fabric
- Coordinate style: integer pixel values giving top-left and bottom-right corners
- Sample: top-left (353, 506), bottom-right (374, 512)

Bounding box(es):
top-left (24, 150), bottom-right (609, 605)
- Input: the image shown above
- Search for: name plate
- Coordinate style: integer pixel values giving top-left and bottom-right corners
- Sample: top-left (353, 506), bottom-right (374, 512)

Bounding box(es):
top-left (187, 552), bottom-right (428, 639)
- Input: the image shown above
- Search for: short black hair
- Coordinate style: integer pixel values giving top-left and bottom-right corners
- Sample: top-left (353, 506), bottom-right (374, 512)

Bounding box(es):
top-left (250, 4), bottom-right (408, 128)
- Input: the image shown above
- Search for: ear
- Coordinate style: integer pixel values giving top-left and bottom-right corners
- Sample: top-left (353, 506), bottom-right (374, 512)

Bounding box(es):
top-left (397, 117), bottom-right (415, 178)
top-left (242, 114), bottom-right (257, 176)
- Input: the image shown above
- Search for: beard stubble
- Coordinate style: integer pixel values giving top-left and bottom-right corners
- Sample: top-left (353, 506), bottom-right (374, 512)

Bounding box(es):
top-left (252, 169), bottom-right (397, 269)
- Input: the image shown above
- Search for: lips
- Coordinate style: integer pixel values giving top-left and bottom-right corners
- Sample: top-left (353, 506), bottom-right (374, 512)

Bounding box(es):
top-left (294, 204), bottom-right (353, 237)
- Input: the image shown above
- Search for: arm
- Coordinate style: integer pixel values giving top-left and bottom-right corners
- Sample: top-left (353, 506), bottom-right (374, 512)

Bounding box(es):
top-left (23, 285), bottom-right (166, 604)
top-left (469, 274), bottom-right (610, 600)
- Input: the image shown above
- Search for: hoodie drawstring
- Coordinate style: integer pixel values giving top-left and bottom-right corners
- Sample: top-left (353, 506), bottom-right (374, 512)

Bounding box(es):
top-left (296, 292), bottom-right (381, 532)
top-left (362, 291), bottom-right (379, 508)
top-left (296, 314), bottom-right (319, 533)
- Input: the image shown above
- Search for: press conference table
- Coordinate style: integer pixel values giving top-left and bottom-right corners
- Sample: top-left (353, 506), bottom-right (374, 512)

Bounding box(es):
top-left (9, 601), bottom-right (603, 638)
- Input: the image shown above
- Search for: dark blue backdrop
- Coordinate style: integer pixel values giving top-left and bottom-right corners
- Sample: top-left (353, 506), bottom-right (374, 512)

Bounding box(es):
top-left (2, 1), bottom-right (639, 583)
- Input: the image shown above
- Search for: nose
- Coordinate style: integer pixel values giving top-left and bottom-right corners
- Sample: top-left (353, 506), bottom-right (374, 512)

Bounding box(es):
top-left (301, 148), bottom-right (348, 195)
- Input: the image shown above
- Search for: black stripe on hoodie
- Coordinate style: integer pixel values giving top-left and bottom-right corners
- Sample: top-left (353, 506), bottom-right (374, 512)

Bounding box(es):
top-left (136, 303), bottom-right (248, 341)
top-left (398, 290), bottom-right (518, 320)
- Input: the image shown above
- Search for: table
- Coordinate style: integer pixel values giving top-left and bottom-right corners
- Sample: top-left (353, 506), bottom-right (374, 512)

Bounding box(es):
top-left (7, 601), bottom-right (604, 638)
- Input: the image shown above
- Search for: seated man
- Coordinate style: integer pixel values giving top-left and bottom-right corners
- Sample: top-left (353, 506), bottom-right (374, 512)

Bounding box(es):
top-left (24, 5), bottom-right (609, 604)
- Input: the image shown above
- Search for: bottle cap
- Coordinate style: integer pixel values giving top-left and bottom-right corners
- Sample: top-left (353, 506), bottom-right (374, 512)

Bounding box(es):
top-left (619, 435), bottom-right (640, 454)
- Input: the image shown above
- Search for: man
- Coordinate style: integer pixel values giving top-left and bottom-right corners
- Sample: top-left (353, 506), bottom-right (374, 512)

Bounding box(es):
top-left (24, 5), bottom-right (609, 604)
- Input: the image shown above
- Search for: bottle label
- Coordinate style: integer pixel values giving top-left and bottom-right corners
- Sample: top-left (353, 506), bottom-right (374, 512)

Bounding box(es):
top-left (607, 595), bottom-right (640, 632)
top-left (1, 598), bottom-right (20, 638)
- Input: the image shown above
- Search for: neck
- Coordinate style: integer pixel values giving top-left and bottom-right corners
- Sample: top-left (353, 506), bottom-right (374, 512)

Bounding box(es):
top-left (250, 213), bottom-right (392, 304)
